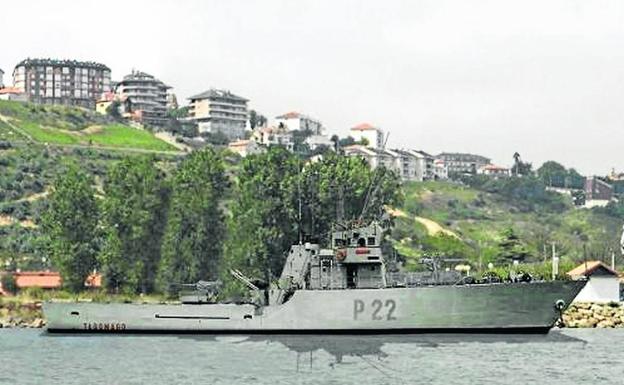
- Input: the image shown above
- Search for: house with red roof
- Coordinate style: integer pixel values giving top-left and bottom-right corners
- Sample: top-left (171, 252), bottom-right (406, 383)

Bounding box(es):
top-left (0, 87), bottom-right (27, 102)
top-left (275, 111), bottom-right (324, 135)
top-left (477, 164), bottom-right (510, 178)
top-left (0, 271), bottom-right (102, 295)
top-left (350, 123), bottom-right (384, 149)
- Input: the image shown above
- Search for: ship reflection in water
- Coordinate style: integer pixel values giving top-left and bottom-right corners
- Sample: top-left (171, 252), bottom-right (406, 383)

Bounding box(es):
top-left (179, 331), bottom-right (586, 369)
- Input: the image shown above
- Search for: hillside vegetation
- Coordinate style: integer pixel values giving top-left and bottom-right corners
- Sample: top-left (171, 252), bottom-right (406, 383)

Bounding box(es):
top-left (0, 100), bottom-right (177, 152)
top-left (392, 180), bottom-right (622, 274)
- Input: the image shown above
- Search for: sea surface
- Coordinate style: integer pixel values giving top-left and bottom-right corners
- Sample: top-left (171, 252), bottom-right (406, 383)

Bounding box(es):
top-left (0, 329), bottom-right (622, 385)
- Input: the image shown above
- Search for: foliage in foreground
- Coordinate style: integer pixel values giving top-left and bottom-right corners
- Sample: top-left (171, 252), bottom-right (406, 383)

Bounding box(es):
top-left (41, 164), bottom-right (99, 292)
top-left (159, 149), bottom-right (228, 293)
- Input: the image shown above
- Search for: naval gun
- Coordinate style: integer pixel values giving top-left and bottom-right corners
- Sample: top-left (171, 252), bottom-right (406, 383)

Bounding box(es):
top-left (175, 280), bottom-right (222, 304)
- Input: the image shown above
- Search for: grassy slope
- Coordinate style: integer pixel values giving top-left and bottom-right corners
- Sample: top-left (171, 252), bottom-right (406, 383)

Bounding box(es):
top-left (393, 180), bottom-right (622, 272)
top-left (0, 100), bottom-right (176, 151)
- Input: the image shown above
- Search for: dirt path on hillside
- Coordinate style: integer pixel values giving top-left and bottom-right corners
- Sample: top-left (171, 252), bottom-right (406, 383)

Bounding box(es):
top-left (415, 216), bottom-right (459, 238)
top-left (387, 207), bottom-right (460, 238)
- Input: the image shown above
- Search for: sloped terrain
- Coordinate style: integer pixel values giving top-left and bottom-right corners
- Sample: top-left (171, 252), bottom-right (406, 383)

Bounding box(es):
top-left (393, 181), bottom-right (621, 273)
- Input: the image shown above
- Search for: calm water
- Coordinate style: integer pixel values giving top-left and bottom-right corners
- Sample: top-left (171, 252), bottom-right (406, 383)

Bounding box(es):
top-left (0, 329), bottom-right (621, 385)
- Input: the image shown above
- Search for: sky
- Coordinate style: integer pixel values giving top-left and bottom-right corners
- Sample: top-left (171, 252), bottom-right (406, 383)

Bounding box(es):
top-left (1, 0), bottom-right (624, 174)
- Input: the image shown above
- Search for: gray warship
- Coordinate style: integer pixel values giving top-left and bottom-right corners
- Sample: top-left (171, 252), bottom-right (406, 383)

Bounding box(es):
top-left (44, 220), bottom-right (586, 334)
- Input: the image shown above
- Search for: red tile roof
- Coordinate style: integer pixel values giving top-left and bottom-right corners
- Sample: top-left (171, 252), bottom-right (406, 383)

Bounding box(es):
top-left (277, 111), bottom-right (300, 119)
top-left (351, 123), bottom-right (377, 131)
top-left (14, 271), bottom-right (62, 289)
top-left (482, 164), bottom-right (509, 171)
top-left (228, 139), bottom-right (251, 147)
top-left (0, 87), bottom-right (24, 95)
top-left (3, 271), bottom-right (103, 291)
top-left (85, 272), bottom-right (102, 287)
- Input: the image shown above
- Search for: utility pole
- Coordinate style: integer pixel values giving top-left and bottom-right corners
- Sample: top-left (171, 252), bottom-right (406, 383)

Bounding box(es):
top-left (551, 242), bottom-right (558, 280)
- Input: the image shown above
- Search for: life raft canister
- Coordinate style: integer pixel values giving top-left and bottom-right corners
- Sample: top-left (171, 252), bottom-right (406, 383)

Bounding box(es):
top-left (335, 249), bottom-right (347, 262)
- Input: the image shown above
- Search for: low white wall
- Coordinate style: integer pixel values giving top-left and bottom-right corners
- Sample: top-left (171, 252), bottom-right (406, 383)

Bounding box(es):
top-left (573, 277), bottom-right (620, 303)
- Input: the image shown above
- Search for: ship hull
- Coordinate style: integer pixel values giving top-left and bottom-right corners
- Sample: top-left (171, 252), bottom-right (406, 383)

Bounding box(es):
top-left (44, 280), bottom-right (585, 334)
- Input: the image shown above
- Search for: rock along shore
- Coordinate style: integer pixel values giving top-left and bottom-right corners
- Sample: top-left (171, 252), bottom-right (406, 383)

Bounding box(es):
top-left (563, 302), bottom-right (624, 328)
top-left (0, 300), bottom-right (45, 329)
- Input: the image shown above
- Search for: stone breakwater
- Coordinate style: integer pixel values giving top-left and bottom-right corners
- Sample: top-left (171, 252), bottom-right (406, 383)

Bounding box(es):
top-left (0, 300), bottom-right (45, 329)
top-left (563, 302), bottom-right (624, 328)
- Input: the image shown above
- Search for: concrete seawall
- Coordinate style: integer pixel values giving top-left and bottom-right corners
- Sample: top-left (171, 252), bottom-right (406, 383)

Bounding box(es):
top-left (563, 302), bottom-right (624, 328)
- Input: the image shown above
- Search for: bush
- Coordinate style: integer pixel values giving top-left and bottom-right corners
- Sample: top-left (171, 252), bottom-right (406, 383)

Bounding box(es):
top-left (1, 273), bottom-right (17, 294)
top-left (22, 286), bottom-right (45, 300)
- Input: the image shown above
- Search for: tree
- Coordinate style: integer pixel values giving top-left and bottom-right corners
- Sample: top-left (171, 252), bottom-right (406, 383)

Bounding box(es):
top-left (300, 153), bottom-right (402, 241)
top-left (338, 136), bottom-right (356, 148)
top-left (222, 147), bottom-right (300, 291)
top-left (98, 156), bottom-right (170, 294)
top-left (496, 227), bottom-right (530, 265)
top-left (42, 164), bottom-right (99, 292)
top-left (1, 273), bottom-right (17, 294)
top-left (106, 100), bottom-right (122, 121)
top-left (158, 149), bottom-right (228, 293)
top-left (537, 161), bottom-right (567, 187)
top-left (249, 110), bottom-right (267, 129)
top-left (511, 152), bottom-right (532, 177)
top-left (291, 129), bottom-right (314, 154)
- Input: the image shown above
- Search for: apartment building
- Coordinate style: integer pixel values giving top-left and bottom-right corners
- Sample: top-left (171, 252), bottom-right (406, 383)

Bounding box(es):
top-left (275, 111), bottom-right (324, 134)
top-left (12, 58), bottom-right (111, 108)
top-left (114, 70), bottom-right (170, 127)
top-left (343, 145), bottom-right (395, 171)
top-left (188, 89), bottom-right (248, 140)
top-left (436, 152), bottom-right (491, 175)
top-left (407, 150), bottom-right (435, 181)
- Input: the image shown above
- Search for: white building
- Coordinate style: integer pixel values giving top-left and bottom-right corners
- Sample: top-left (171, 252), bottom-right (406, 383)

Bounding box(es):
top-left (407, 150), bottom-right (435, 181)
top-left (228, 139), bottom-right (264, 157)
top-left (350, 123), bottom-right (384, 149)
top-left (343, 145), bottom-right (395, 171)
top-left (387, 149), bottom-right (419, 181)
top-left (434, 159), bottom-right (448, 180)
top-left (567, 261), bottom-right (620, 303)
top-left (275, 111), bottom-right (323, 135)
top-left (305, 135), bottom-right (334, 151)
top-left (252, 125), bottom-right (294, 151)
top-left (0, 87), bottom-right (27, 101)
top-left (0, 68), bottom-right (4, 88)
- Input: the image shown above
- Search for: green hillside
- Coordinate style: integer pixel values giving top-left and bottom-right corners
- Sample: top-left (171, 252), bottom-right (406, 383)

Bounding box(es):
top-left (0, 100), bottom-right (177, 152)
top-left (392, 180), bottom-right (622, 274)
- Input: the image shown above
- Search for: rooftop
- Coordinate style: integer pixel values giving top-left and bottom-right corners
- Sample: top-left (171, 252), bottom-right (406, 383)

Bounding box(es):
top-left (15, 58), bottom-right (110, 71)
top-left (0, 87), bottom-right (24, 95)
top-left (13, 271), bottom-right (62, 289)
top-left (567, 261), bottom-right (619, 277)
top-left (481, 164), bottom-right (509, 171)
top-left (276, 111), bottom-right (301, 119)
top-left (188, 88), bottom-right (248, 102)
top-left (351, 122), bottom-right (378, 131)
top-left (118, 70), bottom-right (170, 88)
top-left (228, 139), bottom-right (252, 147)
